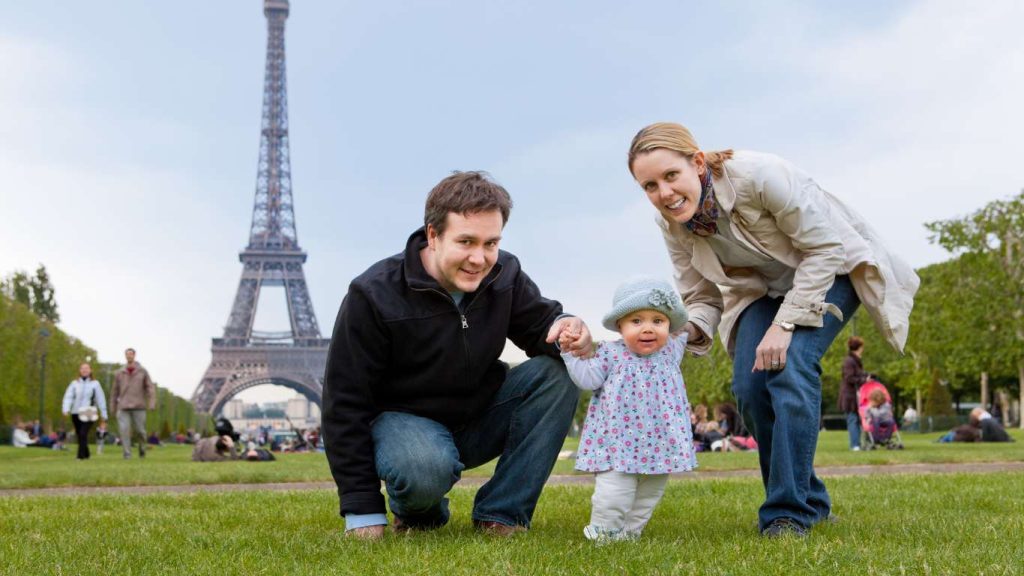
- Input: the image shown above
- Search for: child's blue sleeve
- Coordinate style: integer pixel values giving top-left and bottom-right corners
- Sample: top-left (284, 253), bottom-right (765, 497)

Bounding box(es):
top-left (672, 331), bottom-right (689, 362)
top-left (560, 349), bottom-right (609, 391)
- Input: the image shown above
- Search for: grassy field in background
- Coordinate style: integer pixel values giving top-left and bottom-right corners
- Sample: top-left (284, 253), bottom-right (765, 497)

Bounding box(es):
top-left (1, 429), bottom-right (1021, 490)
top-left (2, 473), bottom-right (1022, 575)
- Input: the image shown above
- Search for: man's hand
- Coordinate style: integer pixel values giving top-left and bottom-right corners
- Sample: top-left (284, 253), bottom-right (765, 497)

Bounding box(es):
top-left (546, 316), bottom-right (593, 357)
top-left (346, 525), bottom-right (385, 540)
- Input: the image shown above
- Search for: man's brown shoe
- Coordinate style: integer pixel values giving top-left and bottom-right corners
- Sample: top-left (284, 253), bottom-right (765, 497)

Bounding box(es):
top-left (392, 516), bottom-right (412, 534)
top-left (473, 520), bottom-right (527, 537)
top-left (392, 516), bottom-right (445, 534)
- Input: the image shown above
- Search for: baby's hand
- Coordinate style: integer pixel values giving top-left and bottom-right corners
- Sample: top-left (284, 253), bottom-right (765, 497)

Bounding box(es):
top-left (558, 328), bottom-right (581, 349)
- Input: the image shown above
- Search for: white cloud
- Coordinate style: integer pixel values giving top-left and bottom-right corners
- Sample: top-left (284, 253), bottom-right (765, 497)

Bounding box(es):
top-left (799, 0), bottom-right (1024, 267)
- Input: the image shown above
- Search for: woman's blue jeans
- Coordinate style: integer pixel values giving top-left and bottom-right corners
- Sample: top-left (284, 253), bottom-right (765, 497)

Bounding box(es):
top-left (370, 355), bottom-right (578, 529)
top-left (732, 276), bottom-right (860, 531)
top-left (846, 411), bottom-right (862, 449)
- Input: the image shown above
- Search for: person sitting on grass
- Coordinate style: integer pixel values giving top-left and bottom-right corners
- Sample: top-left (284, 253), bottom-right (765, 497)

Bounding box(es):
top-left (244, 440), bottom-right (277, 461)
top-left (191, 435), bottom-right (239, 462)
top-left (937, 424), bottom-right (980, 443)
top-left (561, 277), bottom-right (696, 543)
top-left (702, 421), bottom-right (727, 452)
top-left (12, 424), bottom-right (37, 448)
top-left (969, 408), bottom-right (1014, 442)
top-left (691, 404), bottom-right (710, 449)
top-left (715, 402), bottom-right (758, 451)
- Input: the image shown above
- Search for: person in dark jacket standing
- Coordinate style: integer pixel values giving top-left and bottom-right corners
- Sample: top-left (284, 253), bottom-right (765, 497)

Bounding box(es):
top-left (111, 348), bottom-right (156, 459)
top-left (323, 171), bottom-right (592, 540)
top-left (839, 337), bottom-right (866, 451)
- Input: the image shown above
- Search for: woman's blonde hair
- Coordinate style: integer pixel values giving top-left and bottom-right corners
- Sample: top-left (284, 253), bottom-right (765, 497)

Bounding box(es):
top-left (628, 122), bottom-right (734, 178)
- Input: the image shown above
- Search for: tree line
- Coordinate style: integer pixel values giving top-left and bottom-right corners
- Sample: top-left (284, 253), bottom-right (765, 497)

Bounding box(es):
top-left (682, 191), bottom-right (1024, 429)
top-left (1, 267), bottom-right (208, 439)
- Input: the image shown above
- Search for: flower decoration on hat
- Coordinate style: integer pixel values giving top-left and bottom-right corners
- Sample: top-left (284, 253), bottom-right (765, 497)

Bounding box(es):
top-left (648, 288), bottom-right (675, 310)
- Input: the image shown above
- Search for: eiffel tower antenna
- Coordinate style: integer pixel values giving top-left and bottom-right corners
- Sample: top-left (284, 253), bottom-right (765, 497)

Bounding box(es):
top-left (193, 0), bottom-right (328, 415)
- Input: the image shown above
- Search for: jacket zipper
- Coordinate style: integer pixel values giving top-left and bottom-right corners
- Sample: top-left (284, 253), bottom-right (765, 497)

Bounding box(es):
top-left (410, 268), bottom-right (504, 391)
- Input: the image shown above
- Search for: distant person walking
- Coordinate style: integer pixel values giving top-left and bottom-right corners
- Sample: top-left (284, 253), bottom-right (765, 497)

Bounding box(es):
top-left (61, 362), bottom-right (108, 460)
top-left (111, 348), bottom-right (155, 459)
top-left (840, 337), bottom-right (867, 451)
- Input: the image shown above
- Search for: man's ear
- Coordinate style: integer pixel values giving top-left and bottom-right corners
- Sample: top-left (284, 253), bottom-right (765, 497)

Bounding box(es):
top-left (426, 224), bottom-right (439, 249)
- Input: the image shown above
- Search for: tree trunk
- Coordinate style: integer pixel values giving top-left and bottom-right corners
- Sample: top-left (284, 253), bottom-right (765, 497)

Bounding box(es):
top-left (1019, 360), bottom-right (1024, 429)
top-left (996, 389), bottom-right (1011, 426)
top-left (980, 371), bottom-right (989, 410)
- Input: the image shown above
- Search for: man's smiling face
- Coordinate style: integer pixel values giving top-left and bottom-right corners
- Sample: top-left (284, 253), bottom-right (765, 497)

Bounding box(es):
top-left (424, 210), bottom-right (503, 293)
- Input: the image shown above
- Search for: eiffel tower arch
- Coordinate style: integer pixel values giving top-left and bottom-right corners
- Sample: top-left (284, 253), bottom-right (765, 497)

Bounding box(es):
top-left (192, 0), bottom-right (329, 415)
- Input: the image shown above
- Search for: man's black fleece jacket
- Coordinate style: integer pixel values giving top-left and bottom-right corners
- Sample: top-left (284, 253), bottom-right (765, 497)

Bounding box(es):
top-left (322, 228), bottom-right (565, 517)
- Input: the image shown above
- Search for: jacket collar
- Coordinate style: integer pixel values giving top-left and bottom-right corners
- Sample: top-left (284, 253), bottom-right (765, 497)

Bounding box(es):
top-left (402, 227), bottom-right (503, 293)
top-left (711, 170), bottom-right (738, 213)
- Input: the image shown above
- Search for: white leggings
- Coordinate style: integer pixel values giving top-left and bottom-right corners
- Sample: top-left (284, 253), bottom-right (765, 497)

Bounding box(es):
top-left (589, 471), bottom-right (669, 535)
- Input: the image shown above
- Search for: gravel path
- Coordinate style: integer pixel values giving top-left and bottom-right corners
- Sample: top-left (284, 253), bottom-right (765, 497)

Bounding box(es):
top-left (2, 461), bottom-right (1022, 498)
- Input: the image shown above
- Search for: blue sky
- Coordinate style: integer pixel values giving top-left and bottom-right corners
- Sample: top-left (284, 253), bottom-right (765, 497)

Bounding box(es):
top-left (2, 1), bottom-right (1022, 402)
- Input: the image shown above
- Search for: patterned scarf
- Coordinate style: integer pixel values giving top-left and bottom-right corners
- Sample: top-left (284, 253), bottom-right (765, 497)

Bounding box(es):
top-left (685, 167), bottom-right (719, 237)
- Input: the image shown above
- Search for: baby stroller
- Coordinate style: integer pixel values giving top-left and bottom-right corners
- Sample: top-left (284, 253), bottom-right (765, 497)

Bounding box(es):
top-left (858, 379), bottom-right (904, 450)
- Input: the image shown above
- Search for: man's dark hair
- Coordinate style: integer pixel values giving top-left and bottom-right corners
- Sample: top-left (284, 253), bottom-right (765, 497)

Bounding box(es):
top-left (125, 347), bottom-right (136, 354)
top-left (424, 171), bottom-right (513, 236)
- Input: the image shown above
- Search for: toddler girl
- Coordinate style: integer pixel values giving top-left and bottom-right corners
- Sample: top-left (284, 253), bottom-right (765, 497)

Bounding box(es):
top-left (866, 388), bottom-right (896, 444)
top-left (560, 277), bottom-right (696, 542)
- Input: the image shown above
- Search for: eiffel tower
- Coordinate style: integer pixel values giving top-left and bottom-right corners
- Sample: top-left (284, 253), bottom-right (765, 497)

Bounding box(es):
top-left (192, 0), bottom-right (328, 415)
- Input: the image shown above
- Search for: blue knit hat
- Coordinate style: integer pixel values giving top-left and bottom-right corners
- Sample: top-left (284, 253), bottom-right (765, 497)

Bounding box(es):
top-left (601, 276), bottom-right (688, 333)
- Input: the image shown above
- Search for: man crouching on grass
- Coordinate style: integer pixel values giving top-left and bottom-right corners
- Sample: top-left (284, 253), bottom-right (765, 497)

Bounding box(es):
top-left (322, 171), bottom-right (591, 539)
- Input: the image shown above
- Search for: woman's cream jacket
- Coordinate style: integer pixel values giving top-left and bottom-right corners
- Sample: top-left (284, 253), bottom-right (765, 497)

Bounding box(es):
top-left (657, 151), bottom-right (919, 356)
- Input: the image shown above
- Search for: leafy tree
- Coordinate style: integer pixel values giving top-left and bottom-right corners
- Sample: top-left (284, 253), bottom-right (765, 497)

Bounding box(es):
top-left (29, 265), bottom-right (60, 323)
top-left (0, 293), bottom-right (94, 431)
top-left (681, 338), bottom-right (734, 407)
top-left (1, 265), bottom-right (60, 323)
top-left (926, 190), bottom-right (1024, 426)
top-left (923, 370), bottom-right (954, 417)
top-left (0, 271), bottom-right (32, 308)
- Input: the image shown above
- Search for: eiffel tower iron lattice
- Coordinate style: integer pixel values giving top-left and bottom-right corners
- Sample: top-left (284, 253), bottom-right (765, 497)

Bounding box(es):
top-left (192, 0), bottom-right (329, 415)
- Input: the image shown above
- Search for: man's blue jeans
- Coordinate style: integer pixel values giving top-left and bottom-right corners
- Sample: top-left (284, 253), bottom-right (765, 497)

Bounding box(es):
top-left (370, 355), bottom-right (579, 529)
top-left (732, 276), bottom-right (860, 531)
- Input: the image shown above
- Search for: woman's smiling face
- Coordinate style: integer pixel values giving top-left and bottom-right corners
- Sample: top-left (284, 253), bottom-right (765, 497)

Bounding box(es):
top-left (632, 148), bottom-right (706, 224)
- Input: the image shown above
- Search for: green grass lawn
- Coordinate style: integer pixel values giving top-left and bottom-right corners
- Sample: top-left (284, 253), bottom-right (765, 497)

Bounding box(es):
top-left (2, 473), bottom-right (1022, 575)
top-left (1, 429), bottom-right (1021, 490)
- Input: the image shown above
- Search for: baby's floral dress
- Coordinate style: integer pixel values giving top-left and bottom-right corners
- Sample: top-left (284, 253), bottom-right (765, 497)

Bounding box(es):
top-left (564, 333), bottom-right (696, 474)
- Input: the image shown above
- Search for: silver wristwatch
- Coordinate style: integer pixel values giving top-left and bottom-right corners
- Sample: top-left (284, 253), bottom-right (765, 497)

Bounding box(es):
top-left (772, 320), bottom-right (796, 332)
